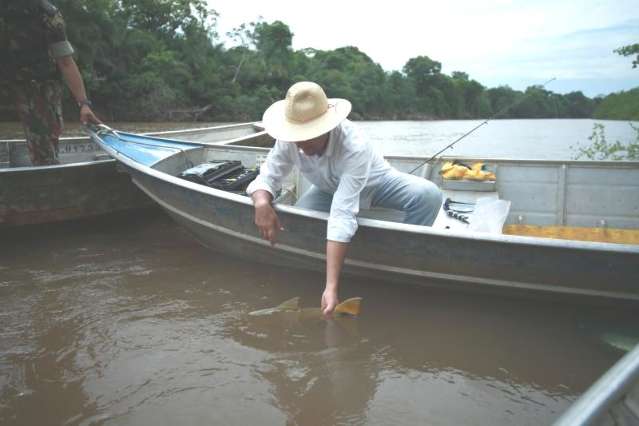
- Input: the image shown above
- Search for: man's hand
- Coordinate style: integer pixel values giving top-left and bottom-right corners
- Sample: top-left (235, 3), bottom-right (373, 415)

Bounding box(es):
top-left (80, 105), bottom-right (101, 125)
top-left (252, 190), bottom-right (283, 245)
top-left (322, 240), bottom-right (348, 318)
top-left (321, 286), bottom-right (339, 318)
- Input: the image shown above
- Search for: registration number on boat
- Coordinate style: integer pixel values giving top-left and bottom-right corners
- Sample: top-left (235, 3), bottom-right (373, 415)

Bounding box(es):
top-left (59, 142), bottom-right (102, 153)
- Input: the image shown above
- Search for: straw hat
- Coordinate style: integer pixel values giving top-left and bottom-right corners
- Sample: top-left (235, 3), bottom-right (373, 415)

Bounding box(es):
top-left (262, 82), bottom-right (352, 142)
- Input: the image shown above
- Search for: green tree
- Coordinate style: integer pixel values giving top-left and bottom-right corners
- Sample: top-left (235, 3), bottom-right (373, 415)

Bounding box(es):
top-left (306, 47), bottom-right (386, 118)
top-left (226, 22), bottom-right (257, 84)
top-left (451, 71), bottom-right (469, 81)
top-left (381, 71), bottom-right (417, 118)
top-left (615, 43), bottom-right (639, 68)
top-left (562, 92), bottom-right (595, 118)
top-left (402, 55), bottom-right (441, 95)
top-left (401, 56), bottom-right (445, 117)
top-left (462, 79), bottom-right (485, 117)
top-left (514, 86), bottom-right (558, 118)
top-left (254, 20), bottom-right (294, 91)
top-left (593, 88), bottom-right (639, 121)
top-left (486, 86), bottom-right (522, 118)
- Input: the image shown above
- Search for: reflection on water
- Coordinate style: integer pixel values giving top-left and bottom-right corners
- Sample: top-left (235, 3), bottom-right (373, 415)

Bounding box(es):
top-left (0, 212), bottom-right (635, 425)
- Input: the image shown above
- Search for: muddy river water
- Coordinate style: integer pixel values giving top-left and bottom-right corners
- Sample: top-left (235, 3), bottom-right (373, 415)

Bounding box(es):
top-left (1, 210), bottom-right (636, 425)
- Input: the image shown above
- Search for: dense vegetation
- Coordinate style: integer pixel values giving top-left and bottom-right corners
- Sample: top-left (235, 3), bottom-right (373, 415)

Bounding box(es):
top-left (1, 0), bottom-right (637, 123)
top-left (593, 88), bottom-right (639, 121)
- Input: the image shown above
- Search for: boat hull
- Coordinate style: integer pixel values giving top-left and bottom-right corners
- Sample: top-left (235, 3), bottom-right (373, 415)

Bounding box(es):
top-left (0, 160), bottom-right (152, 227)
top-left (129, 166), bottom-right (639, 304)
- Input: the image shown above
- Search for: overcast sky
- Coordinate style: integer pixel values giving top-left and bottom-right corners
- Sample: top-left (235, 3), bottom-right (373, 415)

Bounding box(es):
top-left (206, 0), bottom-right (639, 97)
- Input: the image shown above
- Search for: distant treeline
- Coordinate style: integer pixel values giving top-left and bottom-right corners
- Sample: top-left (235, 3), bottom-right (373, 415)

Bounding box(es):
top-left (1, 0), bottom-right (637, 122)
top-left (592, 88), bottom-right (639, 121)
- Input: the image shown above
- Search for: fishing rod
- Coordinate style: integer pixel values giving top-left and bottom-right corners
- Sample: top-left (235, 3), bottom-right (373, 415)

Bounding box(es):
top-left (408, 77), bottom-right (556, 175)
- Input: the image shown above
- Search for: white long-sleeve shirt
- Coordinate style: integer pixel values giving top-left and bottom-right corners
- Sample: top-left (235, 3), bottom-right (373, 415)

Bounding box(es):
top-left (246, 120), bottom-right (393, 243)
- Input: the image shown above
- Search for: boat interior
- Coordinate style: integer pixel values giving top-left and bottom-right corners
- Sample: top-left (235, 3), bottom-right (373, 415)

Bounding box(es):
top-left (151, 141), bottom-right (639, 246)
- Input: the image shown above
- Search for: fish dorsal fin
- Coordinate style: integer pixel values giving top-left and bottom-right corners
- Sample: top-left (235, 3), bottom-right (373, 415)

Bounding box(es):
top-left (335, 297), bottom-right (362, 316)
top-left (276, 297), bottom-right (300, 311)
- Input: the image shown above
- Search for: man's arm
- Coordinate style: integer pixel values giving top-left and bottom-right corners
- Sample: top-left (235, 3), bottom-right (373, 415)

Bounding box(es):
top-left (321, 143), bottom-right (373, 316)
top-left (322, 240), bottom-right (348, 317)
top-left (56, 56), bottom-right (100, 124)
top-left (43, 3), bottom-right (100, 125)
top-left (246, 142), bottom-right (294, 244)
top-left (251, 189), bottom-right (283, 245)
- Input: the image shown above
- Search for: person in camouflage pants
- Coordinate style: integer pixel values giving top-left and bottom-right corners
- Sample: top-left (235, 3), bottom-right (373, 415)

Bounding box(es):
top-left (14, 79), bottom-right (64, 165)
top-left (1, 0), bottom-right (100, 166)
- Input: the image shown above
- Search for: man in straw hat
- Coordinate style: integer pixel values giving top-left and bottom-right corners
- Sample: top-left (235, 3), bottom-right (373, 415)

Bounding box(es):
top-left (246, 82), bottom-right (442, 317)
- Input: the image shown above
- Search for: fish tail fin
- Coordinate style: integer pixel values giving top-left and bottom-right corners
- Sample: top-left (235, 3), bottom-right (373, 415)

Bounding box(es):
top-left (335, 297), bottom-right (363, 316)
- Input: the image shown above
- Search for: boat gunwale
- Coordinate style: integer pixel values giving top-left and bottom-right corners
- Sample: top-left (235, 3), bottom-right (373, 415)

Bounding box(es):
top-left (0, 158), bottom-right (115, 173)
top-left (139, 128), bottom-right (271, 147)
top-left (553, 344), bottom-right (639, 426)
top-left (386, 154), bottom-right (639, 167)
top-left (0, 121), bottom-right (264, 144)
top-left (88, 129), bottom-right (639, 254)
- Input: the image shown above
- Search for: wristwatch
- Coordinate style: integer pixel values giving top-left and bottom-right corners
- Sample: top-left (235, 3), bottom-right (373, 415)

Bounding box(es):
top-left (78, 99), bottom-right (93, 108)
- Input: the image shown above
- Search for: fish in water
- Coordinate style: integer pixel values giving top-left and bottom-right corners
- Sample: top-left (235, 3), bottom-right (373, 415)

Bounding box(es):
top-left (248, 297), bottom-right (362, 320)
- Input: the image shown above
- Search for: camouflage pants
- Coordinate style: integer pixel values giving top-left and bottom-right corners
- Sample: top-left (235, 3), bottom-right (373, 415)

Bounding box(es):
top-left (14, 80), bottom-right (64, 166)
